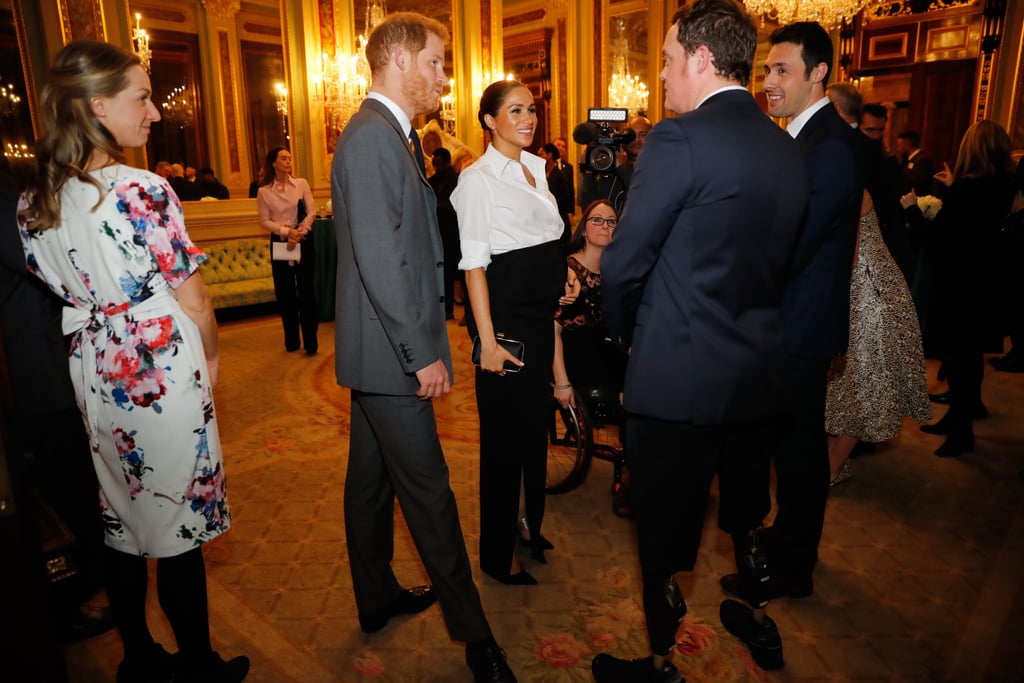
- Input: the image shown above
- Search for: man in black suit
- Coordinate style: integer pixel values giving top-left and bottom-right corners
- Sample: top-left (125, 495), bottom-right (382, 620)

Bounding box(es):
top-left (0, 166), bottom-right (113, 644)
top-left (594, 1), bottom-right (808, 679)
top-left (428, 147), bottom-right (462, 319)
top-left (896, 129), bottom-right (935, 197)
top-left (331, 12), bottom-right (515, 683)
top-left (722, 21), bottom-right (862, 605)
top-left (538, 142), bottom-right (574, 247)
top-left (828, 83), bottom-right (913, 283)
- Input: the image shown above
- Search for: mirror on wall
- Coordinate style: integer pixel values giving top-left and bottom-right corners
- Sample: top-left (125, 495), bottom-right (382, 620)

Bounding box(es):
top-left (606, 4), bottom-right (649, 118)
top-left (241, 40), bottom-right (287, 186)
top-left (0, 0), bottom-right (34, 183)
top-left (144, 29), bottom-right (207, 178)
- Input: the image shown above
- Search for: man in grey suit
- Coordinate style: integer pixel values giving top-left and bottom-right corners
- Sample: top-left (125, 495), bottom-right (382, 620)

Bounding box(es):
top-left (331, 12), bottom-right (516, 683)
top-left (593, 1), bottom-right (807, 680)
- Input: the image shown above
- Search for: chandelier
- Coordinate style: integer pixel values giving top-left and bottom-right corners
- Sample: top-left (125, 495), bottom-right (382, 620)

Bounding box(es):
top-left (607, 18), bottom-right (648, 116)
top-left (0, 82), bottom-right (21, 119)
top-left (314, 0), bottom-right (386, 134)
top-left (274, 82), bottom-right (289, 140)
top-left (743, 0), bottom-right (877, 31)
top-left (161, 84), bottom-right (194, 129)
top-left (132, 13), bottom-right (151, 73)
top-left (439, 79), bottom-right (455, 135)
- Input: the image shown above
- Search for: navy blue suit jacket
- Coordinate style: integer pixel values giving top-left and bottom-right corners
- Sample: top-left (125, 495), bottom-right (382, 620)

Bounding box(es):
top-left (602, 89), bottom-right (807, 424)
top-left (781, 103), bottom-right (863, 368)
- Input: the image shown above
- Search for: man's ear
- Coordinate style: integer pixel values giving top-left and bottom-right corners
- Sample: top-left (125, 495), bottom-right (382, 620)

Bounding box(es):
top-left (694, 45), bottom-right (713, 73)
top-left (392, 44), bottom-right (409, 73)
top-left (809, 61), bottom-right (828, 85)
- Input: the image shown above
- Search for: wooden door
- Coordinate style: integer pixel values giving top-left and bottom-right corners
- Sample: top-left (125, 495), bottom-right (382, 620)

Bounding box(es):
top-left (908, 58), bottom-right (976, 169)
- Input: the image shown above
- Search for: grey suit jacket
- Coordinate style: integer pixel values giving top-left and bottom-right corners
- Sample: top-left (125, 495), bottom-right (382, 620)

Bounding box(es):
top-left (331, 98), bottom-right (452, 394)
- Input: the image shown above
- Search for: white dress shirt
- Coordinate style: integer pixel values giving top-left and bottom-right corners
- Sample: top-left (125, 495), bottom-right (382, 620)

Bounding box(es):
top-left (785, 96), bottom-right (832, 139)
top-left (451, 144), bottom-right (563, 271)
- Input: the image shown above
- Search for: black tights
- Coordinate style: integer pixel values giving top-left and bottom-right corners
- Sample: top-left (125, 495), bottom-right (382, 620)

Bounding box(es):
top-left (103, 546), bottom-right (212, 661)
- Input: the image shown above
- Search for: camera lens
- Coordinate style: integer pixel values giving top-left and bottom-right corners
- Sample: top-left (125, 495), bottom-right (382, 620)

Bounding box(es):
top-left (588, 146), bottom-right (616, 173)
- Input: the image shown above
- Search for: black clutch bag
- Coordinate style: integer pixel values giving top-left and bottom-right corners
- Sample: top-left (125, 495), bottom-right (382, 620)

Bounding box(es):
top-left (471, 335), bottom-right (525, 373)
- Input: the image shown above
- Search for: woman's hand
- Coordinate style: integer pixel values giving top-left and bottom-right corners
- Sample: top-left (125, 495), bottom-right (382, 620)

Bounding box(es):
top-left (286, 226), bottom-right (302, 250)
top-left (899, 190), bottom-right (918, 210)
top-left (933, 162), bottom-right (953, 188)
top-left (554, 384), bottom-right (575, 409)
top-left (559, 267), bottom-right (580, 306)
top-left (479, 338), bottom-right (524, 376)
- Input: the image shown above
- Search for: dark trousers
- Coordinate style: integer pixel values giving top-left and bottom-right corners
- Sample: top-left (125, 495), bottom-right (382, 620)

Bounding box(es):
top-left (943, 348), bottom-right (985, 434)
top-left (270, 235), bottom-right (318, 351)
top-left (345, 391), bottom-right (491, 643)
top-left (628, 416), bottom-right (775, 655)
top-left (768, 363), bottom-right (830, 586)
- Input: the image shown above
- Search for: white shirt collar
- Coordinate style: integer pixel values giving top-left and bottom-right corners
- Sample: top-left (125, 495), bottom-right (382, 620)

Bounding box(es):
top-left (367, 92), bottom-right (413, 138)
top-left (785, 96), bottom-right (831, 139)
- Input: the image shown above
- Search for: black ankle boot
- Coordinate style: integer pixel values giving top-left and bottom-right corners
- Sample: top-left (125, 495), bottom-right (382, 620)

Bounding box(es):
top-left (116, 644), bottom-right (176, 683)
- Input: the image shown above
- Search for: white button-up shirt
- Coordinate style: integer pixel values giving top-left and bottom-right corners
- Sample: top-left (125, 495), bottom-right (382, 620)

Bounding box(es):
top-left (451, 144), bottom-right (563, 270)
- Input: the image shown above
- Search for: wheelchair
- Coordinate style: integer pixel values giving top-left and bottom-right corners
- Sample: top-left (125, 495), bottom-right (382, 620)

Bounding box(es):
top-left (546, 383), bottom-right (630, 515)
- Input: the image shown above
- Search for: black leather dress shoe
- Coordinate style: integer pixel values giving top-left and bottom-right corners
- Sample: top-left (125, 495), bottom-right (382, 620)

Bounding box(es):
top-left (720, 572), bottom-right (812, 602)
top-left (466, 638), bottom-right (517, 683)
top-left (358, 585), bottom-right (436, 633)
top-left (720, 599), bottom-right (784, 671)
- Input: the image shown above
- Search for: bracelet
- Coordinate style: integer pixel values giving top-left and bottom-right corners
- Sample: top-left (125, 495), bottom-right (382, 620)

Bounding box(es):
top-left (553, 383), bottom-right (572, 390)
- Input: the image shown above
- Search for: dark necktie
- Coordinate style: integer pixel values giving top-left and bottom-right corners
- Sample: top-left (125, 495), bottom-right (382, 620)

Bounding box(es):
top-left (409, 128), bottom-right (426, 176)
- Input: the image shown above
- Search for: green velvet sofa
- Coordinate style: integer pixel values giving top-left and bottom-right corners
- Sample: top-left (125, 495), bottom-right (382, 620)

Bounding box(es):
top-left (196, 237), bottom-right (275, 309)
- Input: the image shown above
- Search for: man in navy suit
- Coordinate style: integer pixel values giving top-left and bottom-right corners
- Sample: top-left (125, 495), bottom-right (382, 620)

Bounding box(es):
top-left (594, 1), bottom-right (808, 679)
top-left (722, 22), bottom-right (863, 605)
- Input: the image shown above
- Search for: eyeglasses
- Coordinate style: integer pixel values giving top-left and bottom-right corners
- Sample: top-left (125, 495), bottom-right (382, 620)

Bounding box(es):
top-left (586, 216), bottom-right (617, 227)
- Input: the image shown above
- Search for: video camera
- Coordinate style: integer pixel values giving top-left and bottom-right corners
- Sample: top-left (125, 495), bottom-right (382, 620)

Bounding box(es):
top-left (572, 108), bottom-right (636, 174)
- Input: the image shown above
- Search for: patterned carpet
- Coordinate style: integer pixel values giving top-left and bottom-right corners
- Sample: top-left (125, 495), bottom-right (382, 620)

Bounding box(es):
top-left (64, 312), bottom-right (1024, 682)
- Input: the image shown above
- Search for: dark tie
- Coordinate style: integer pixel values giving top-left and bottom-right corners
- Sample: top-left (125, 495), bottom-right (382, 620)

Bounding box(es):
top-left (409, 128), bottom-right (426, 176)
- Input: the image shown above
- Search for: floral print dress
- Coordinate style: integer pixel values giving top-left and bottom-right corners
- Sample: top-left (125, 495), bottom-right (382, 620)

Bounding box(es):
top-left (18, 165), bottom-right (230, 557)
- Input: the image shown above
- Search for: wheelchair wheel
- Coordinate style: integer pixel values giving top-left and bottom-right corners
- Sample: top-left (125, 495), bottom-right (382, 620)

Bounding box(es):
top-left (546, 398), bottom-right (592, 494)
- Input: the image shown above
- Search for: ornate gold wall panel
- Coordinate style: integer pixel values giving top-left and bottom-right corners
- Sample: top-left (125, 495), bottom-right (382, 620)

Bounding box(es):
top-left (59, 0), bottom-right (105, 41)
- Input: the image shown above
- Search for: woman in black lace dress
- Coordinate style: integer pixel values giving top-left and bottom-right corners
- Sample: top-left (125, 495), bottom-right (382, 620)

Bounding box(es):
top-left (553, 200), bottom-right (625, 408)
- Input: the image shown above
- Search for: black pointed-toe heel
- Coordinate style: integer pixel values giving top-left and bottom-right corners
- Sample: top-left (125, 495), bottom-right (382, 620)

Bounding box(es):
top-left (483, 567), bottom-right (538, 585)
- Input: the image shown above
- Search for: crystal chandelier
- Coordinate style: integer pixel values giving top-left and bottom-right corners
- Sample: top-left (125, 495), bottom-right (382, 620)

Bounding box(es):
top-left (439, 79), bottom-right (456, 135)
top-left (0, 82), bottom-right (21, 119)
top-left (744, 0), bottom-right (877, 31)
top-left (132, 13), bottom-right (151, 73)
top-left (161, 84), bottom-right (194, 129)
top-left (314, 0), bottom-right (386, 134)
top-left (607, 18), bottom-right (648, 116)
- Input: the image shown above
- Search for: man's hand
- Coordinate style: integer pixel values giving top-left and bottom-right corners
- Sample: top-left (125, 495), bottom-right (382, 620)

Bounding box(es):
top-left (415, 359), bottom-right (451, 399)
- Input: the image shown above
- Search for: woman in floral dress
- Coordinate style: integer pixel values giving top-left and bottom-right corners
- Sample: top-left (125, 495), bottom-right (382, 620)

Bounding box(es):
top-left (17, 41), bottom-right (247, 683)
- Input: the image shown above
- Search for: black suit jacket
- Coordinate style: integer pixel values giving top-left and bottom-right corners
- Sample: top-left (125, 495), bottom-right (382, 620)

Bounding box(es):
top-left (781, 103), bottom-right (863, 368)
top-left (602, 89), bottom-right (807, 424)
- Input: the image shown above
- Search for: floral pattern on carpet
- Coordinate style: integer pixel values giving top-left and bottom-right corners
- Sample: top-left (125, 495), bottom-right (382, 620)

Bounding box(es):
top-left (346, 565), bottom-right (769, 681)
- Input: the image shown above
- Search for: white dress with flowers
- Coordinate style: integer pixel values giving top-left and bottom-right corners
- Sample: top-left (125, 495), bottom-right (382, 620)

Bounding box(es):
top-left (18, 165), bottom-right (230, 558)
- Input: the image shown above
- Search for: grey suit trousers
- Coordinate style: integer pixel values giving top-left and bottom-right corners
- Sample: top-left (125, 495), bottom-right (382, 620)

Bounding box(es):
top-left (344, 390), bottom-right (491, 644)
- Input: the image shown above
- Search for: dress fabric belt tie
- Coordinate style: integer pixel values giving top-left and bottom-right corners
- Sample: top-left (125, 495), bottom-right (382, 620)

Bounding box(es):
top-left (62, 287), bottom-right (177, 450)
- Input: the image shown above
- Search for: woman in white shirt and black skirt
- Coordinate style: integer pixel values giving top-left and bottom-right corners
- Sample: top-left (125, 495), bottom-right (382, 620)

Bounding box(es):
top-left (452, 80), bottom-right (571, 585)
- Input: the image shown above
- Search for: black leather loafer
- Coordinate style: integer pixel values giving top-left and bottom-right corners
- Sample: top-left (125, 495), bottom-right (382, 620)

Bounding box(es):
top-left (358, 585), bottom-right (436, 633)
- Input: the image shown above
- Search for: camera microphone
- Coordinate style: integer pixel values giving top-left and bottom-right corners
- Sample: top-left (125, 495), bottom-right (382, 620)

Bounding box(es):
top-left (572, 122), bottom-right (602, 145)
